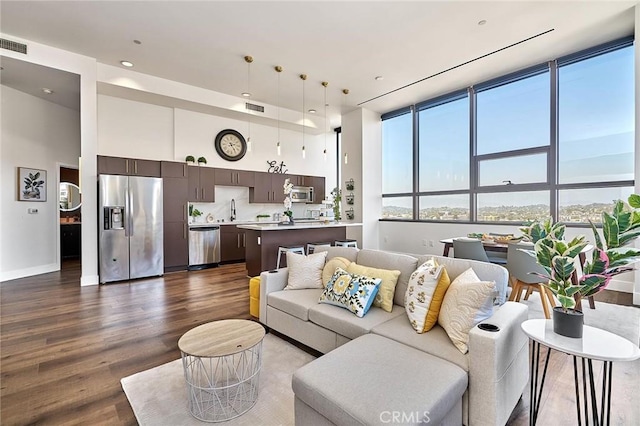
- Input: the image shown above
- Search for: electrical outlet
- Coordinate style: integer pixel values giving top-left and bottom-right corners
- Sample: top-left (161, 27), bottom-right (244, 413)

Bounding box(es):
top-left (422, 239), bottom-right (428, 247)
top-left (429, 240), bottom-right (434, 247)
top-left (383, 236), bottom-right (388, 243)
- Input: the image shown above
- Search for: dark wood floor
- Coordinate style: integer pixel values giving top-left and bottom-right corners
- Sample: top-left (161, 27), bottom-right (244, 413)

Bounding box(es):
top-left (1, 261), bottom-right (251, 425)
top-left (1, 261), bottom-right (637, 425)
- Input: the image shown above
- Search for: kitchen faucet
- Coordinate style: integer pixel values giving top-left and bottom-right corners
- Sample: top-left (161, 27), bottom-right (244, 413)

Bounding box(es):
top-left (230, 199), bottom-right (236, 222)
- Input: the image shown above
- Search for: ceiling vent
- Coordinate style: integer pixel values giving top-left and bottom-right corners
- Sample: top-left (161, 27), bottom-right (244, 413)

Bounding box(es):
top-left (1, 38), bottom-right (27, 54)
top-left (245, 102), bottom-right (264, 113)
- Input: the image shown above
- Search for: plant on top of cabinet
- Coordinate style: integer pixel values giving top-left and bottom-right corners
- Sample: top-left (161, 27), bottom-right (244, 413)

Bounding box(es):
top-left (185, 155), bottom-right (195, 164)
top-left (197, 157), bottom-right (207, 165)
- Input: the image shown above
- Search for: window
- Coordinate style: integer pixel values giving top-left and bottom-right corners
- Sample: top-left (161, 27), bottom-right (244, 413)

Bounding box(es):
top-left (381, 37), bottom-right (634, 224)
top-left (382, 111), bottom-right (413, 194)
top-left (418, 96), bottom-right (469, 191)
top-left (558, 46), bottom-right (634, 185)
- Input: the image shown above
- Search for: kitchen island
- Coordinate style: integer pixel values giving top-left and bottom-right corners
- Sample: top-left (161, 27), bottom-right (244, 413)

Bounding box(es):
top-left (237, 222), bottom-right (362, 276)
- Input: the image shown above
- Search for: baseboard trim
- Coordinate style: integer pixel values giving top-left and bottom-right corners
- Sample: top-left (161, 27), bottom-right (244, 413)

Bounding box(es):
top-left (605, 277), bottom-right (633, 293)
top-left (81, 274), bottom-right (99, 286)
top-left (0, 263), bottom-right (59, 283)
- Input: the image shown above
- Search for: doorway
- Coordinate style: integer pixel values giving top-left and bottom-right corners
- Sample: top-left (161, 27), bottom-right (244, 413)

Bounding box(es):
top-left (59, 166), bottom-right (82, 269)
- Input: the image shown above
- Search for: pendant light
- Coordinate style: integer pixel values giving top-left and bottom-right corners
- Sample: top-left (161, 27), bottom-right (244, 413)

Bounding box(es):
top-left (275, 65), bottom-right (283, 156)
top-left (322, 81), bottom-right (329, 162)
top-left (244, 55), bottom-right (253, 152)
top-left (342, 89), bottom-right (349, 164)
top-left (300, 74), bottom-right (307, 159)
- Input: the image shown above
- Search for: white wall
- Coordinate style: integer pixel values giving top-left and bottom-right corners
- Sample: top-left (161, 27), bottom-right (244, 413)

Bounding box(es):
top-left (634, 4), bottom-right (640, 305)
top-left (0, 86), bottom-right (80, 281)
top-left (341, 107), bottom-right (381, 248)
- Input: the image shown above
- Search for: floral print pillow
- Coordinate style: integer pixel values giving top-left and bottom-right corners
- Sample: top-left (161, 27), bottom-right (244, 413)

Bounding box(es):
top-left (319, 267), bottom-right (381, 317)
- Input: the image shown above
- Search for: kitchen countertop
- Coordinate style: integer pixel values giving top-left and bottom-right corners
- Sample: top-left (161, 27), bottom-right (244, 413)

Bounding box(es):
top-left (189, 219), bottom-right (327, 228)
top-left (236, 222), bottom-right (362, 231)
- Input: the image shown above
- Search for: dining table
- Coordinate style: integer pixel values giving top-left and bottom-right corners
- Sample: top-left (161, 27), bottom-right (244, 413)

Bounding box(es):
top-left (440, 237), bottom-right (596, 310)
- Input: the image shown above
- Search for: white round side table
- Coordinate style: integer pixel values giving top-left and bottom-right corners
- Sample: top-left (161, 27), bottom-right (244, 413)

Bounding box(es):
top-left (178, 319), bottom-right (266, 422)
top-left (521, 319), bottom-right (640, 426)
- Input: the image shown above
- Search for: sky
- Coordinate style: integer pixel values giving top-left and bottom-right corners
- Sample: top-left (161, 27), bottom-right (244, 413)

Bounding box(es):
top-left (382, 45), bottom-right (634, 208)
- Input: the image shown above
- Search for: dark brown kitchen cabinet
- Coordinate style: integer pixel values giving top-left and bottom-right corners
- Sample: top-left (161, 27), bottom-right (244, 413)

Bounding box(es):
top-left (162, 162), bottom-right (189, 271)
top-left (187, 166), bottom-right (215, 202)
top-left (214, 168), bottom-right (255, 187)
top-left (97, 155), bottom-right (160, 177)
top-left (60, 223), bottom-right (81, 259)
top-left (249, 172), bottom-right (275, 203)
top-left (163, 222), bottom-right (189, 271)
top-left (220, 225), bottom-right (246, 262)
top-left (161, 161), bottom-right (188, 178)
top-left (306, 176), bottom-right (326, 203)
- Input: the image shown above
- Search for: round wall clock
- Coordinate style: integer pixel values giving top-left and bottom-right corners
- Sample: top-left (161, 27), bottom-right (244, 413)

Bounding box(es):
top-left (214, 129), bottom-right (247, 161)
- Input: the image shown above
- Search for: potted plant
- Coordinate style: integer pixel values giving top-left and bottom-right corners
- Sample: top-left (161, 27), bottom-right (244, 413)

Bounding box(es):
top-left (331, 187), bottom-right (342, 221)
top-left (282, 178), bottom-right (294, 224)
top-left (185, 155), bottom-right (196, 165)
top-left (256, 214), bottom-right (271, 222)
top-left (197, 156), bottom-right (207, 166)
top-left (189, 205), bottom-right (203, 223)
top-left (520, 194), bottom-right (640, 337)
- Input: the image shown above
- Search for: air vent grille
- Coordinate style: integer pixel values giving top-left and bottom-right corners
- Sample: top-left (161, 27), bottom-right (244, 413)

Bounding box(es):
top-left (245, 102), bottom-right (264, 113)
top-left (0, 38), bottom-right (27, 54)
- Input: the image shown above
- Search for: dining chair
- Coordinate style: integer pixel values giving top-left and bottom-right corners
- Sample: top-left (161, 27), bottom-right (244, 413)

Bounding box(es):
top-left (452, 238), bottom-right (507, 265)
top-left (506, 242), bottom-right (556, 319)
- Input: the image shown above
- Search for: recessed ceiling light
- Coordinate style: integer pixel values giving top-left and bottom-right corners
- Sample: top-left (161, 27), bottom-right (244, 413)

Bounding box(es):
top-left (308, 109), bottom-right (316, 114)
top-left (241, 92), bottom-right (251, 97)
top-left (120, 60), bottom-right (134, 67)
top-left (375, 76), bottom-right (384, 81)
top-left (478, 20), bottom-right (487, 26)
top-left (42, 88), bottom-right (54, 94)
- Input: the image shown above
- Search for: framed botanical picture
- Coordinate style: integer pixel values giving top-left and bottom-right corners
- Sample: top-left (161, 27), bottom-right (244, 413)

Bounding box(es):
top-left (18, 167), bottom-right (47, 202)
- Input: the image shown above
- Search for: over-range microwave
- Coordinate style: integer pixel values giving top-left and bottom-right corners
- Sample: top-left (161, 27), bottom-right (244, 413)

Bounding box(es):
top-left (290, 186), bottom-right (314, 203)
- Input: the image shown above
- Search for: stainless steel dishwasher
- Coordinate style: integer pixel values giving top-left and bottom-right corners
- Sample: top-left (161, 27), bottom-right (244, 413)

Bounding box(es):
top-left (188, 225), bottom-right (221, 270)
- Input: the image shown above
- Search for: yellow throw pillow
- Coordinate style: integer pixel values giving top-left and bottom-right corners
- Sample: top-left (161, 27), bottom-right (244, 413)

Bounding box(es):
top-left (405, 258), bottom-right (447, 333)
top-left (346, 263), bottom-right (401, 313)
top-left (322, 257), bottom-right (352, 287)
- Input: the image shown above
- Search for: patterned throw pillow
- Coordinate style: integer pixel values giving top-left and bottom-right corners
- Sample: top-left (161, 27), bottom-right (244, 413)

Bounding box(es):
top-left (346, 263), bottom-right (401, 313)
top-left (319, 267), bottom-right (381, 317)
top-left (284, 251), bottom-right (328, 290)
top-left (322, 257), bottom-right (352, 287)
top-left (404, 258), bottom-right (451, 333)
top-left (438, 267), bottom-right (496, 354)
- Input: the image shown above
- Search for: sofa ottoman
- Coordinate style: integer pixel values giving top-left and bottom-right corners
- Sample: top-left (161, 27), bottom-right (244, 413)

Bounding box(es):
top-left (292, 334), bottom-right (468, 426)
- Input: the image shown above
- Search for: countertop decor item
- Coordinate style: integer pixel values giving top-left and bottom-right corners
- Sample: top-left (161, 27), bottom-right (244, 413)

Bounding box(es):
top-left (331, 187), bottom-right (341, 221)
top-left (185, 155), bottom-right (195, 165)
top-left (214, 129), bottom-right (247, 161)
top-left (283, 178), bottom-right (293, 224)
top-left (197, 156), bottom-right (207, 165)
top-left (520, 194), bottom-right (640, 337)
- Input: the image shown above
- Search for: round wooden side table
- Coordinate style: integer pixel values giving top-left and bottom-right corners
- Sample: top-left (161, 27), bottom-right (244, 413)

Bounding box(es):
top-left (178, 319), bottom-right (266, 422)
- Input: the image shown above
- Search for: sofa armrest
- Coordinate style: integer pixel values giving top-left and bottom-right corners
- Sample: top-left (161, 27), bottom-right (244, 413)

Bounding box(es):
top-left (259, 268), bottom-right (289, 325)
top-left (468, 302), bottom-right (529, 426)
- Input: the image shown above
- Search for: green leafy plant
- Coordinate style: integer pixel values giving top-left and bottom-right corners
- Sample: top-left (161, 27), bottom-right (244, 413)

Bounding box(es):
top-left (520, 194), bottom-right (640, 311)
top-left (331, 187), bottom-right (342, 221)
top-left (256, 214), bottom-right (271, 218)
top-left (189, 205), bottom-right (202, 218)
top-left (197, 156), bottom-right (207, 165)
top-left (185, 155), bottom-right (195, 163)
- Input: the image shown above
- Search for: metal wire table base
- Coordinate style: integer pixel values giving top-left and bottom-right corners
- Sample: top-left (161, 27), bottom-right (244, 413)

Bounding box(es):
top-left (181, 341), bottom-right (263, 422)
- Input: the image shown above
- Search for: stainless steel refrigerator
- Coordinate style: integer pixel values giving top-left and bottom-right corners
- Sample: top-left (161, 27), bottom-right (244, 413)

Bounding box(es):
top-left (99, 175), bottom-right (163, 283)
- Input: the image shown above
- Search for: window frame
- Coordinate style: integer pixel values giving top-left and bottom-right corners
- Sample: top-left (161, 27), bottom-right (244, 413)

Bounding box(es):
top-left (380, 36), bottom-right (634, 225)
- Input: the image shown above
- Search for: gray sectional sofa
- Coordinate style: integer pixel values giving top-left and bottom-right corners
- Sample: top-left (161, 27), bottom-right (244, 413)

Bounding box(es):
top-left (259, 247), bottom-right (529, 426)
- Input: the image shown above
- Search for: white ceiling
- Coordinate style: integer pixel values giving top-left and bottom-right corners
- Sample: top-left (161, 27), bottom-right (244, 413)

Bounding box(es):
top-left (0, 1), bottom-right (635, 124)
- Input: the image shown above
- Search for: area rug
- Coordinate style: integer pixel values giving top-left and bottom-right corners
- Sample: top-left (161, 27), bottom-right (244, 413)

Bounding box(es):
top-left (123, 299), bottom-right (639, 426)
top-left (121, 332), bottom-right (315, 426)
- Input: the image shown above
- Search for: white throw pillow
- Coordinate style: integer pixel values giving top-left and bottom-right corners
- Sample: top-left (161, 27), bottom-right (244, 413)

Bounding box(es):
top-left (285, 251), bottom-right (328, 290)
top-left (438, 267), bottom-right (496, 354)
